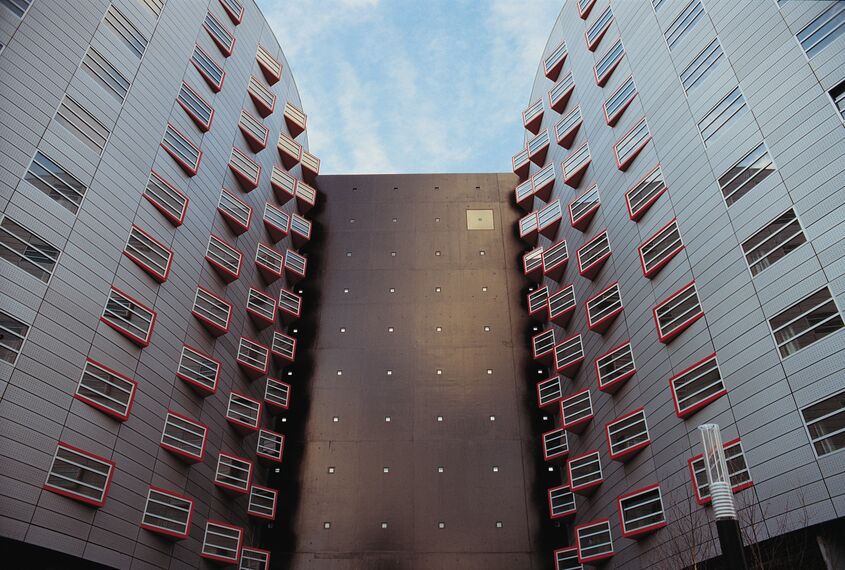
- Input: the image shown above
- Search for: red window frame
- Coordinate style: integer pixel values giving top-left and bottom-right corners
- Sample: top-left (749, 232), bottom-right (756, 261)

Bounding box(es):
top-left (219, 0), bottom-right (244, 24)
top-left (140, 485), bottom-right (195, 540)
top-left (277, 288), bottom-right (302, 322)
top-left (528, 128), bottom-right (550, 166)
top-left (567, 450), bottom-right (603, 495)
top-left (523, 246), bottom-right (544, 279)
top-left (301, 151), bottom-right (320, 180)
top-left (241, 547), bottom-right (271, 570)
top-left (264, 203), bottom-right (290, 242)
top-left (284, 249), bottom-right (308, 281)
top-left (161, 124), bottom-right (202, 176)
top-left (617, 483), bottom-right (666, 538)
top-left (594, 38), bottom-right (624, 86)
top-left (276, 134), bottom-right (302, 169)
top-left (160, 410), bottom-right (208, 463)
top-left (527, 285), bottom-right (549, 318)
top-left (542, 427), bottom-right (569, 462)
top-left (669, 353), bottom-right (725, 418)
top-left (204, 10), bottom-right (236, 57)
top-left (123, 224), bottom-right (173, 283)
top-left (638, 218), bottom-right (684, 278)
top-left (248, 484), bottom-right (278, 519)
top-left (578, 0), bottom-right (596, 19)
top-left (246, 287), bottom-right (276, 327)
top-left (176, 344), bottom-right (221, 396)
top-left (236, 336), bottom-right (270, 377)
top-left (548, 71), bottom-right (575, 113)
top-left (176, 81), bottom-right (214, 132)
top-left (264, 377), bottom-right (292, 412)
top-left (537, 200), bottom-right (563, 239)
top-left (256, 45), bottom-right (283, 84)
top-left (554, 333), bottom-right (584, 376)
top-left (554, 546), bottom-right (580, 570)
top-left (548, 284), bottom-right (576, 326)
top-left (653, 281), bottom-right (703, 343)
top-left (201, 520), bottom-right (243, 564)
top-left (688, 438), bottom-right (753, 505)
top-left (543, 40), bottom-right (568, 80)
top-left (542, 239), bottom-right (568, 281)
top-left (585, 281), bottom-right (623, 333)
top-left (74, 358), bottom-right (138, 421)
top-left (604, 75), bottom-right (637, 126)
top-left (205, 233), bottom-right (243, 282)
top-left (512, 147), bottom-right (530, 179)
top-left (226, 390), bottom-right (263, 433)
top-left (560, 388), bottom-right (593, 433)
top-left (43, 442), bottom-right (115, 507)
top-left (271, 330), bottom-right (297, 363)
top-left (562, 142), bottom-right (591, 187)
top-left (284, 102), bottom-right (307, 138)
top-left (605, 407), bottom-right (650, 461)
top-left (548, 484), bottom-right (577, 519)
top-left (145, 170), bottom-right (188, 226)
top-left (101, 286), bottom-right (156, 347)
top-left (613, 117), bottom-right (652, 171)
top-left (555, 106), bottom-right (582, 149)
top-left (577, 230), bottom-right (611, 279)
top-left (536, 375), bottom-right (564, 409)
top-left (595, 341), bottom-right (636, 394)
top-left (192, 285), bottom-right (232, 336)
top-left (248, 75), bottom-right (276, 117)
top-left (239, 109), bottom-right (270, 151)
top-left (532, 328), bottom-right (556, 362)
top-left (531, 163), bottom-right (556, 202)
top-left (214, 452), bottom-right (253, 495)
top-left (218, 189), bottom-right (252, 235)
top-left (568, 183), bottom-right (600, 231)
top-left (522, 99), bottom-right (544, 134)
top-left (229, 147), bottom-right (261, 190)
top-left (191, 44), bottom-right (226, 92)
top-left (626, 164), bottom-right (667, 221)
top-left (256, 429), bottom-right (285, 463)
top-left (585, 5), bottom-right (612, 50)
top-left (270, 165), bottom-right (297, 203)
top-left (256, 242), bottom-right (285, 281)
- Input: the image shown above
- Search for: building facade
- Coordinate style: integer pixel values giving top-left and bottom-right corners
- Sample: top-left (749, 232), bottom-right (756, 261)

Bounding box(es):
top-left (513, 0), bottom-right (845, 568)
top-left (0, 0), bottom-right (318, 568)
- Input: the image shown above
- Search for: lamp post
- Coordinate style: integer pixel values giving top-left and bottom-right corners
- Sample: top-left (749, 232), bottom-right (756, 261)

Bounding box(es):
top-left (698, 424), bottom-right (749, 570)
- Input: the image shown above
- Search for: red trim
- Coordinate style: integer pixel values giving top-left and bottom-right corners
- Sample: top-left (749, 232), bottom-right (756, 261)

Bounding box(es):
top-left (547, 484), bottom-right (576, 519)
top-left (214, 453), bottom-right (253, 494)
top-left (639, 218), bottom-right (684, 278)
top-left (218, 189), bottom-right (252, 235)
top-left (278, 288), bottom-right (302, 321)
top-left (542, 427), bottom-right (568, 461)
top-left (575, 519), bottom-right (614, 564)
top-left (604, 76), bottom-right (637, 126)
top-left (548, 74), bottom-right (575, 113)
top-left (191, 44), bottom-right (226, 92)
top-left (595, 342), bottom-right (636, 393)
top-left (617, 483), bottom-right (666, 538)
top-left (256, 243), bottom-right (284, 282)
top-left (161, 409), bottom-right (208, 463)
top-left (284, 103), bottom-right (307, 138)
top-left (124, 224), bottom-right (173, 283)
top-left (522, 99), bottom-right (544, 135)
top-left (145, 170), bottom-right (188, 226)
top-left (519, 212), bottom-right (539, 245)
top-left (248, 76), bottom-right (277, 117)
top-left (605, 407), bottom-right (650, 461)
top-left (277, 136), bottom-right (302, 169)
top-left (523, 248), bottom-right (544, 279)
top-left (548, 287), bottom-right (576, 327)
top-left (256, 429), bottom-right (284, 463)
top-left (653, 281), bottom-right (703, 343)
top-left (257, 46), bottom-right (283, 84)
top-left (532, 329), bottom-right (555, 363)
top-left (527, 285), bottom-right (549, 317)
top-left (568, 184), bottom-right (600, 231)
top-left (626, 163), bottom-right (666, 221)
top-left (236, 337), bottom-right (270, 377)
top-left (669, 353), bottom-right (724, 418)
top-left (43, 442), bottom-right (115, 507)
top-left (536, 375), bottom-right (563, 409)
top-left (248, 484), bottom-right (278, 519)
top-left (614, 117), bottom-right (651, 171)
top-left (585, 9), bottom-right (612, 51)
top-left (227, 390), bottom-right (262, 432)
top-left (206, 234), bottom-right (242, 282)
top-left (270, 166), bottom-right (297, 203)
top-left (560, 388), bottom-right (593, 433)
top-left (265, 378), bottom-right (292, 411)
top-left (512, 147), bottom-right (530, 179)
top-left (219, 0), bottom-right (244, 24)
top-left (689, 438), bottom-right (752, 504)
top-left (101, 286), bottom-right (156, 347)
top-left (554, 334), bottom-right (584, 376)
top-left (586, 281), bottom-right (623, 333)
top-left (264, 204), bottom-right (290, 242)
top-left (201, 520), bottom-right (243, 563)
top-left (192, 285), bottom-right (232, 336)
top-left (229, 147), bottom-right (261, 190)
top-left (577, 0), bottom-right (596, 19)
top-left (161, 124), bottom-right (201, 176)
top-left (577, 230), bottom-right (611, 279)
top-left (531, 165), bottom-right (556, 202)
top-left (284, 250), bottom-right (307, 280)
top-left (542, 240), bottom-right (568, 281)
top-left (554, 546), bottom-right (579, 570)
top-left (247, 288), bottom-right (276, 328)
top-left (538, 201), bottom-right (563, 239)
top-left (543, 41), bottom-right (567, 80)
top-left (554, 106), bottom-right (582, 149)
top-left (301, 151), bottom-right (320, 181)
top-left (74, 358), bottom-right (137, 421)
top-left (140, 485), bottom-right (194, 539)
top-left (528, 129), bottom-right (550, 166)
top-left (176, 344), bottom-right (220, 396)
top-left (594, 39), bottom-right (623, 86)
top-left (176, 81), bottom-right (214, 132)
top-left (568, 451), bottom-right (603, 495)
top-left (241, 547), bottom-right (271, 570)
top-left (271, 331), bottom-right (297, 363)
top-left (562, 142), bottom-right (591, 186)
top-left (204, 10), bottom-right (236, 57)
top-left (239, 109), bottom-right (269, 151)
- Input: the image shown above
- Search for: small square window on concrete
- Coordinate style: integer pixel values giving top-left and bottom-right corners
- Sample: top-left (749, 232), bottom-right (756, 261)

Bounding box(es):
top-left (324, 522), bottom-right (331, 529)
top-left (487, 369), bottom-right (493, 375)
top-left (328, 467), bottom-right (335, 473)
top-left (438, 522), bottom-right (445, 528)
top-left (437, 466), bottom-right (444, 473)
top-left (496, 521), bottom-right (503, 528)
top-left (383, 467), bottom-right (389, 473)
top-left (467, 209), bottom-right (495, 230)
top-left (381, 522), bottom-right (388, 528)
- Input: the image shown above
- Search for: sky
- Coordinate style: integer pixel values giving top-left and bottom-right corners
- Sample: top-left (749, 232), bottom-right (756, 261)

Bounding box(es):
top-left (257, 0), bottom-right (562, 174)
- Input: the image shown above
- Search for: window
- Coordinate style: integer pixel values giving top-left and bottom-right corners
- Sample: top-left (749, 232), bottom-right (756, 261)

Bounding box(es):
top-left (144, 170), bottom-right (188, 225)
top-left (219, 0), bottom-right (244, 23)
top-left (576, 520), bottom-right (613, 564)
top-left (770, 287), bottom-right (843, 358)
top-left (246, 288), bottom-right (276, 327)
top-left (161, 124), bottom-right (202, 175)
top-left (594, 38), bottom-right (624, 86)
top-left (271, 330), bottom-right (296, 363)
top-left (652, 0), bottom-right (666, 10)
top-left (538, 200), bottom-right (563, 238)
top-left (801, 390), bottom-right (845, 458)
top-left (215, 453), bottom-right (252, 494)
top-left (604, 75), bottom-right (636, 126)
top-left (265, 377), bottom-right (292, 411)
top-left (665, 0), bottom-right (704, 50)
top-left (586, 5), bottom-right (613, 50)
top-left (532, 328), bottom-right (556, 362)
top-left (654, 281), bottom-right (703, 343)
top-left (618, 484), bottom-right (666, 538)
top-left (204, 10), bottom-right (235, 56)
top-left (614, 117), bottom-right (651, 170)
top-left (569, 184), bottom-right (600, 231)
top-left (237, 337), bottom-right (270, 377)
top-left (513, 147), bottom-right (530, 179)
top-left (689, 438), bottom-right (752, 503)
top-left (670, 353), bottom-right (725, 417)
top-left (606, 408), bottom-right (650, 461)
top-left (82, 47), bottom-right (129, 101)
top-left (548, 71), bottom-right (575, 113)
top-left (278, 288), bottom-right (302, 322)
top-left (248, 75), bottom-right (276, 117)
top-left (554, 334), bottom-right (584, 376)
top-left (277, 133), bottom-right (302, 168)
top-left (161, 411), bottom-right (207, 463)
top-left (797, 3), bottom-right (845, 59)
top-left (124, 225), bottom-right (173, 282)
top-left (528, 129), bottom-right (550, 165)
top-left (542, 240), bottom-right (568, 281)
top-left (271, 165), bottom-right (297, 203)
top-left (241, 548), bottom-right (271, 570)
top-left (227, 392), bottom-right (262, 433)
top-left (101, 287), bottom-right (156, 346)
top-left (543, 40), bottom-right (568, 81)
top-left (301, 151), bottom-right (320, 180)
top-left (742, 209), bottom-right (806, 277)
top-left (568, 450), bottom-right (603, 494)
top-left (639, 219), bottom-right (684, 278)
top-left (681, 38), bottom-right (723, 92)
top-left (527, 285), bottom-right (550, 317)
top-left (248, 485), bottom-right (277, 519)
top-left (104, 5), bottom-right (146, 58)
top-left (140, 487), bottom-right (193, 539)
top-left (595, 342), bottom-right (636, 394)
top-left (562, 142), bottom-right (591, 186)
top-left (548, 484), bottom-right (576, 519)
top-left (191, 44), bottom-right (225, 92)
top-left (142, 0), bottom-right (164, 17)
top-left (831, 79), bottom-right (845, 121)
top-left (0, 217), bottom-right (59, 282)
top-left (699, 86), bottom-right (747, 146)
top-left (177, 344), bottom-right (220, 395)
top-left (256, 429), bottom-right (284, 463)
top-left (0, 310), bottom-right (29, 365)
top-left (543, 427), bottom-right (569, 461)
top-left (1, 0), bottom-right (31, 17)
top-left (202, 521), bottom-right (242, 564)
top-left (561, 389), bottom-right (593, 432)
top-left (290, 213), bottom-right (312, 246)
top-left (523, 99), bottom-right (544, 134)
top-left (56, 95), bottom-right (109, 154)
top-left (284, 249), bottom-right (307, 281)
top-left (256, 243), bottom-right (284, 281)
top-left (548, 284), bottom-right (576, 326)
top-left (295, 181), bottom-right (318, 212)
top-left (229, 147), bottom-right (261, 190)
top-left (577, 231), bottom-right (611, 279)
top-left (75, 359), bottom-right (137, 421)
top-left (523, 247), bottom-right (544, 278)
top-left (515, 179), bottom-right (535, 210)
top-left (586, 282), bottom-right (623, 333)
top-left (177, 82), bottom-right (214, 131)
top-left (264, 203), bottom-right (290, 242)
top-left (555, 106), bottom-right (582, 148)
top-left (626, 165), bottom-right (667, 221)
top-left (239, 109), bottom-right (269, 151)
top-left (25, 151), bottom-right (87, 214)
top-left (218, 189), bottom-right (252, 234)
top-left (718, 142), bottom-right (775, 206)
top-left (192, 286), bottom-right (232, 336)
top-left (206, 234), bottom-right (242, 282)
top-left (284, 101), bottom-right (307, 138)
top-left (44, 443), bottom-right (114, 507)
top-left (519, 212), bottom-right (538, 243)
top-left (537, 375), bottom-right (564, 408)
top-left (256, 45), bottom-right (283, 84)
top-left (577, 0), bottom-right (596, 19)
top-left (554, 547), bottom-right (581, 570)
top-left (531, 163), bottom-right (556, 201)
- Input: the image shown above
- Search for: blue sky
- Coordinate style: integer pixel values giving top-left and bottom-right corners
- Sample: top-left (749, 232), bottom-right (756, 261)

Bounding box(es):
top-left (258, 0), bottom-right (562, 174)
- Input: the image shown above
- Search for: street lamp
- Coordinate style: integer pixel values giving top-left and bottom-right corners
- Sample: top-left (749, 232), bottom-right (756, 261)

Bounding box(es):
top-left (698, 424), bottom-right (749, 570)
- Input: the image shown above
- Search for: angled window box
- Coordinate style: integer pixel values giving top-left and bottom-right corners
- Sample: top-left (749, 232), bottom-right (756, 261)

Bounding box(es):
top-left (548, 484), bottom-right (577, 519)
top-left (595, 342), bottom-right (635, 394)
top-left (626, 164), bottom-right (666, 221)
top-left (101, 287), bottom-right (156, 347)
top-left (528, 128), bottom-right (550, 166)
top-left (689, 438), bottom-right (752, 505)
top-left (295, 181), bottom-right (317, 214)
top-left (239, 109), bottom-right (269, 152)
top-left (248, 484), bottom-right (278, 519)
top-left (586, 282), bottom-right (623, 334)
top-left (248, 75), bottom-right (276, 117)
top-left (538, 200), bottom-right (563, 239)
top-left (548, 284), bottom-right (576, 327)
top-left (527, 285), bottom-right (549, 320)
top-left (301, 151), bottom-right (320, 182)
top-left (537, 375), bottom-right (564, 409)
top-left (523, 247), bottom-right (544, 280)
top-left (177, 81), bottom-right (214, 131)
top-left (542, 427), bottom-right (569, 462)
top-left (218, 189), bottom-right (252, 235)
top-left (44, 443), bottom-right (114, 507)
top-left (531, 163), bottom-right (556, 203)
top-left (240, 547), bottom-right (271, 570)
top-left (670, 353), bottom-right (725, 418)
top-left (204, 10), bottom-right (235, 57)
top-left (264, 377), bottom-right (292, 412)
top-left (145, 171), bottom-right (188, 226)
top-left (604, 76), bottom-right (636, 126)
top-left (229, 147), bottom-right (261, 190)
top-left (237, 337), bottom-right (269, 378)
top-left (653, 281), bottom-right (703, 343)
top-left (554, 334), bottom-right (584, 377)
top-left (206, 234), bottom-right (242, 282)
top-left (226, 391), bottom-right (262, 434)
top-left (577, 0), bottom-right (596, 19)
top-left (255, 242), bottom-right (284, 282)
top-left (554, 106), bottom-right (582, 149)
top-left (577, 230), bottom-right (611, 279)
top-left (542, 239), bottom-right (568, 281)
top-left (284, 249), bottom-right (307, 282)
top-left (202, 520), bottom-right (242, 564)
top-left (219, 0), bottom-right (244, 25)
top-left (548, 71), bottom-right (575, 113)
top-left (271, 330), bottom-right (296, 364)
top-left (569, 184), bottom-right (599, 231)
top-left (277, 133), bottom-right (302, 169)
top-left (585, 5), bottom-right (613, 50)
top-left (124, 225), bottom-right (172, 283)
top-left (518, 212), bottom-right (539, 245)
top-left (568, 450), bottom-right (603, 495)
top-left (278, 288), bottom-right (302, 323)
top-left (192, 286), bottom-right (232, 337)
top-left (576, 519), bottom-right (614, 564)
top-left (256, 429), bottom-right (284, 464)
top-left (160, 410), bottom-right (207, 463)
top-left (554, 547), bottom-right (580, 570)
top-left (562, 142), bottom-right (590, 187)
top-left (191, 44), bottom-right (225, 92)
top-left (263, 202), bottom-right (290, 242)
top-left (532, 328), bottom-right (556, 364)
top-left (161, 124), bottom-right (201, 176)
top-left (177, 344), bottom-right (220, 396)
top-left (246, 288), bottom-right (276, 328)
top-left (141, 486), bottom-right (194, 540)
top-left (512, 147), bottom-right (530, 180)
top-left (290, 213), bottom-right (312, 248)
top-left (639, 218), bottom-right (683, 278)
top-left (543, 40), bottom-right (568, 81)
top-left (614, 117), bottom-right (651, 171)
top-left (523, 99), bottom-right (544, 135)
top-left (618, 484), bottom-right (666, 538)
top-left (561, 389), bottom-right (593, 433)
top-left (75, 359), bottom-right (137, 421)
top-left (214, 452), bottom-right (252, 495)
top-left (594, 38), bottom-right (624, 86)
top-left (606, 408), bottom-right (650, 461)
top-left (271, 165), bottom-right (297, 204)
top-left (283, 101), bottom-right (307, 138)
top-left (256, 45), bottom-right (282, 84)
